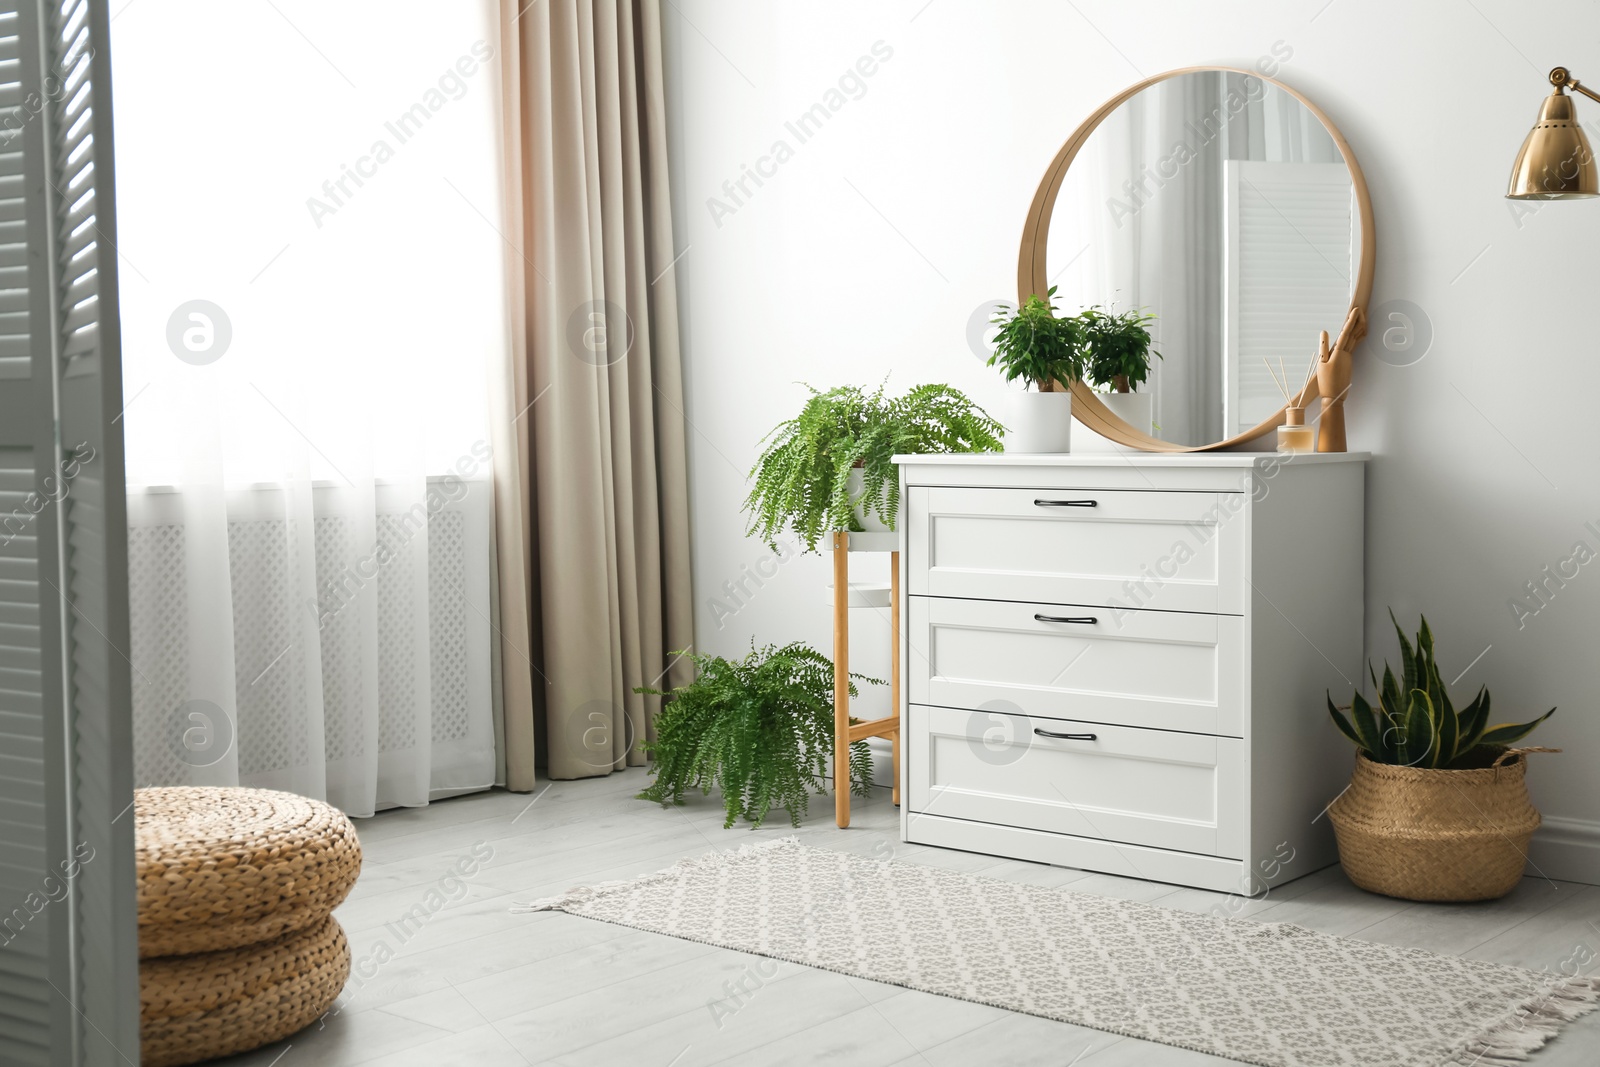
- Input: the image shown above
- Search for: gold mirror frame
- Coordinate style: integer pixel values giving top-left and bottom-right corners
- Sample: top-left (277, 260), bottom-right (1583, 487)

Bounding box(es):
top-left (1017, 66), bottom-right (1376, 451)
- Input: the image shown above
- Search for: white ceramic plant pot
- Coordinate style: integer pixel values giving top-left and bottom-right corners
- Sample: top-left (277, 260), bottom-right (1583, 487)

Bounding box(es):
top-left (846, 467), bottom-right (891, 532)
top-left (1099, 390), bottom-right (1153, 436)
top-left (1004, 389), bottom-right (1073, 454)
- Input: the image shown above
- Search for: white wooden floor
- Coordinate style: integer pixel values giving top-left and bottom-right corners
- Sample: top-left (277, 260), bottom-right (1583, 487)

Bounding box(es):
top-left (216, 774), bottom-right (1600, 1067)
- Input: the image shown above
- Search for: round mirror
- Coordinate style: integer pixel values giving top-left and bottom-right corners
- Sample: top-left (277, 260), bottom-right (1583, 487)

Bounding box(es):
top-left (1018, 67), bottom-right (1374, 451)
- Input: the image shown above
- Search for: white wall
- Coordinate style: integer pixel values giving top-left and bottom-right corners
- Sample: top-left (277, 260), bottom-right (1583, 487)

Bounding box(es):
top-left (661, 0), bottom-right (1600, 882)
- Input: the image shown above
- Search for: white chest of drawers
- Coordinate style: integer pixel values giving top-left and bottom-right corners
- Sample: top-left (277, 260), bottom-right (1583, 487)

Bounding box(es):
top-left (895, 452), bottom-right (1367, 895)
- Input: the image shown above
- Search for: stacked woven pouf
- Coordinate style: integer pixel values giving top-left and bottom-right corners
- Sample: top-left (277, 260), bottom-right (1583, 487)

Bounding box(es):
top-left (135, 787), bottom-right (363, 1067)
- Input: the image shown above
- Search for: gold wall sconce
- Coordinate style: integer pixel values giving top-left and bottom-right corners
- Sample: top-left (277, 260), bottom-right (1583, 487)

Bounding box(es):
top-left (1508, 67), bottom-right (1599, 199)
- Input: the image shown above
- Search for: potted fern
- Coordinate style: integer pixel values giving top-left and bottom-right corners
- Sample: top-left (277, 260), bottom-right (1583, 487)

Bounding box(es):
top-left (636, 642), bottom-right (880, 828)
top-left (1082, 306), bottom-right (1160, 436)
top-left (988, 286), bottom-right (1087, 453)
top-left (1326, 613), bottom-right (1557, 902)
top-left (744, 382), bottom-right (1003, 553)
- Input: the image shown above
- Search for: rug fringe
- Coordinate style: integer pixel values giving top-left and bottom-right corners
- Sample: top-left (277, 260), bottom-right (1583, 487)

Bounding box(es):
top-left (1449, 974), bottom-right (1600, 1065)
top-left (514, 834), bottom-right (801, 913)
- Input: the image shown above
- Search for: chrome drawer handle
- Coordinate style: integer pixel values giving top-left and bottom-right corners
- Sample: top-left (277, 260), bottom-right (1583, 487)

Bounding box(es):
top-left (1034, 498), bottom-right (1097, 507)
top-left (1034, 614), bottom-right (1097, 625)
top-left (1033, 729), bottom-right (1098, 741)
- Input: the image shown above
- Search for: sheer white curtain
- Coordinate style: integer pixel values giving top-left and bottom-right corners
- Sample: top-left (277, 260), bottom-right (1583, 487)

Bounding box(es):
top-left (111, 2), bottom-right (507, 815)
top-left (1057, 76), bottom-right (1223, 445)
top-left (1222, 79), bottom-right (1340, 165)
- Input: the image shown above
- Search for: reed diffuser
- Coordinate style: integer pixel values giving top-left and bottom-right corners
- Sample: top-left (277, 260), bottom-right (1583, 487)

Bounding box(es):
top-left (1264, 336), bottom-right (1324, 453)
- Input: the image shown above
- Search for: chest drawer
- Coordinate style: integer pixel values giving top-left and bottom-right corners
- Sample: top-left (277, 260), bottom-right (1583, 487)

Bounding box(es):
top-left (905, 485), bottom-right (1246, 614)
top-left (908, 704), bottom-right (1244, 859)
top-left (909, 596), bottom-right (1244, 737)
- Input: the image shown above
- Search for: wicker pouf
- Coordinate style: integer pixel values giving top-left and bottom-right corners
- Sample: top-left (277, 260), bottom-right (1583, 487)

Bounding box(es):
top-left (136, 786), bottom-right (362, 957)
top-left (135, 786), bottom-right (362, 1066)
top-left (140, 915), bottom-right (351, 1067)
top-left (1329, 751), bottom-right (1541, 902)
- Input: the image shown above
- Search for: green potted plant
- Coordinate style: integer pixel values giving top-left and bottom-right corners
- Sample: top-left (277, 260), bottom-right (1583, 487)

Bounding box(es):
top-left (636, 642), bottom-right (881, 828)
top-left (987, 286), bottom-right (1087, 453)
top-left (743, 382), bottom-right (1003, 553)
top-left (1326, 612), bottom-right (1557, 902)
top-left (1081, 305), bottom-right (1160, 435)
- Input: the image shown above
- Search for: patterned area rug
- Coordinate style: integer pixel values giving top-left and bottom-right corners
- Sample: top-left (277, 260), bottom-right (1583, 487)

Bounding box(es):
top-left (521, 838), bottom-right (1599, 1067)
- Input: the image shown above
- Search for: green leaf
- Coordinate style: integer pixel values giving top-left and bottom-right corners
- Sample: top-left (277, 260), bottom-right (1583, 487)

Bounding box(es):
top-left (1396, 689), bottom-right (1436, 767)
top-left (1347, 691), bottom-right (1388, 758)
top-left (1435, 680), bottom-right (1460, 766)
top-left (1391, 609), bottom-right (1418, 699)
top-left (1379, 663), bottom-right (1402, 720)
top-left (1327, 695), bottom-right (1364, 748)
top-left (1478, 707), bottom-right (1556, 747)
top-left (1457, 686), bottom-right (1492, 752)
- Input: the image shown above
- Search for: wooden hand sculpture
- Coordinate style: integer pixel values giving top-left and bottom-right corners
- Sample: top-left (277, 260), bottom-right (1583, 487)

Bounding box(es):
top-left (1314, 306), bottom-right (1365, 453)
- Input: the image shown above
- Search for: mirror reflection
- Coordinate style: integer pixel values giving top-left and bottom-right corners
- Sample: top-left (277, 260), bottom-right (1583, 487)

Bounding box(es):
top-left (1048, 71), bottom-right (1358, 446)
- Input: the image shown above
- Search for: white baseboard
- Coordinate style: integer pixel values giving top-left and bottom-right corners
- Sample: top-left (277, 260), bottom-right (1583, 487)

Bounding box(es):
top-left (1529, 816), bottom-right (1600, 886)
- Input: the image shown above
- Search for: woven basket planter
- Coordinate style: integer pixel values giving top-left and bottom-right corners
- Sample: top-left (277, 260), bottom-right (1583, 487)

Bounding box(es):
top-left (140, 915), bottom-right (350, 1067)
top-left (136, 786), bottom-right (362, 957)
top-left (1328, 750), bottom-right (1541, 902)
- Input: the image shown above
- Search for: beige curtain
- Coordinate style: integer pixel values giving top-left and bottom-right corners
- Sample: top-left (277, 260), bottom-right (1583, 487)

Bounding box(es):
top-left (490, 0), bottom-right (695, 786)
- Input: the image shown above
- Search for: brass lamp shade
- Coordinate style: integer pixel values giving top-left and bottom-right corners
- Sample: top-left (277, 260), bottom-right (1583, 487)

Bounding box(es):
top-left (1507, 90), bottom-right (1599, 199)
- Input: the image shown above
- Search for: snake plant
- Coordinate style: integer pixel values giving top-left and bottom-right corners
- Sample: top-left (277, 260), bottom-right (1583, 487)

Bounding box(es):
top-left (1327, 612), bottom-right (1555, 769)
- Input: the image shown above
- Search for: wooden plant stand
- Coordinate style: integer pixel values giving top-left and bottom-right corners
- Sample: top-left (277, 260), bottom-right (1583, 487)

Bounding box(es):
top-left (831, 530), bottom-right (901, 828)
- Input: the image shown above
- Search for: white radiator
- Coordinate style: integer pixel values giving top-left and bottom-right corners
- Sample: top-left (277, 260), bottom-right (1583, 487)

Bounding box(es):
top-left (126, 478), bottom-right (494, 805)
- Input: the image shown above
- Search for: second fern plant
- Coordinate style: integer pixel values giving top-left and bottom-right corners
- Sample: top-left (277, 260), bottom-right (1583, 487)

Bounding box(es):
top-left (637, 642), bottom-right (881, 828)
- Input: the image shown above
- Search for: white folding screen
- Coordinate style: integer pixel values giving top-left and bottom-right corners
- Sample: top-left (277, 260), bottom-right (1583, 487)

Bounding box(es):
top-left (1223, 160), bottom-right (1355, 434)
top-left (0, 3), bottom-right (54, 1052)
top-left (0, 1), bottom-right (140, 1064)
